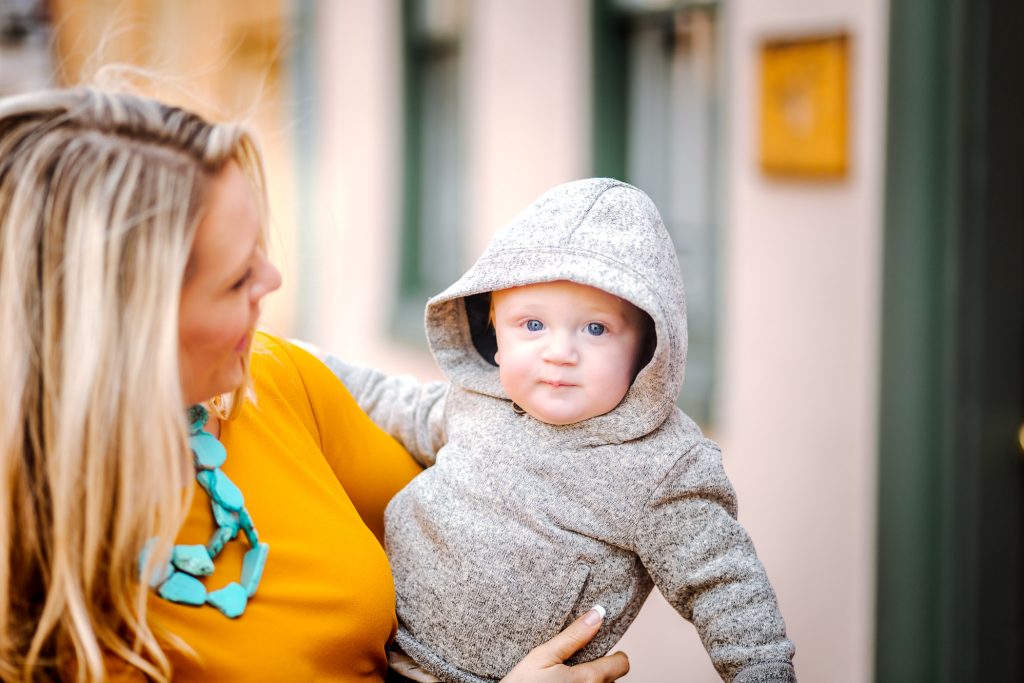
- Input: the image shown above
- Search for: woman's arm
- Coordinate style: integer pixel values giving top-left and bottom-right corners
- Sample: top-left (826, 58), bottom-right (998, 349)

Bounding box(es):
top-left (280, 340), bottom-right (424, 543)
top-left (320, 352), bottom-right (448, 467)
top-left (293, 340), bottom-right (448, 467)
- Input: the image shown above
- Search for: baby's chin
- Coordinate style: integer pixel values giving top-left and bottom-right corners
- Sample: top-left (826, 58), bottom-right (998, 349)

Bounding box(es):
top-left (519, 403), bottom-right (607, 427)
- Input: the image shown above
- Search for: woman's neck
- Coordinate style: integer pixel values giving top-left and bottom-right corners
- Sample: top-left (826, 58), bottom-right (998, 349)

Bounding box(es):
top-left (205, 412), bottom-right (221, 438)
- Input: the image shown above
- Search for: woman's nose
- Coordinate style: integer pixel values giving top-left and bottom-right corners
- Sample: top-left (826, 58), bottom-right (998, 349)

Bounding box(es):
top-left (250, 256), bottom-right (282, 301)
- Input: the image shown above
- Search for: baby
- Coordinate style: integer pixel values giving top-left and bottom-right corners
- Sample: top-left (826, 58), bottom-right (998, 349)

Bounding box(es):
top-left (324, 178), bottom-right (795, 682)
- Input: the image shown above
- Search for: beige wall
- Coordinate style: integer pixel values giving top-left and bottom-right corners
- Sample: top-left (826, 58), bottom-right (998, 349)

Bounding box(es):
top-left (305, 1), bottom-right (420, 371)
top-left (463, 0), bottom-right (592, 260)
top-left (714, 0), bottom-right (887, 680)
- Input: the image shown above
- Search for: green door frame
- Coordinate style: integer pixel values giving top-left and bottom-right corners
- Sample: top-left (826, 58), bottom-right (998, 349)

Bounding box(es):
top-left (875, 0), bottom-right (1023, 679)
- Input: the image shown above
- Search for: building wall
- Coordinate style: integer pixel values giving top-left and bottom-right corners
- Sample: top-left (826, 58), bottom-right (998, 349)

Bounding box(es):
top-left (713, 0), bottom-right (888, 680)
top-left (305, 0), bottom-right (417, 370)
top-left (463, 0), bottom-right (592, 261)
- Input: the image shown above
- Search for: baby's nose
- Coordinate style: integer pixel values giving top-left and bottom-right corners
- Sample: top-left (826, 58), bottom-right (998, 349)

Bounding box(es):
top-left (541, 332), bottom-right (578, 364)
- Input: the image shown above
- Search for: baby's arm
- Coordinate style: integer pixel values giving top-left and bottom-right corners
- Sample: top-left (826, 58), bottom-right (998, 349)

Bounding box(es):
top-left (634, 440), bottom-right (796, 682)
top-left (296, 342), bottom-right (448, 467)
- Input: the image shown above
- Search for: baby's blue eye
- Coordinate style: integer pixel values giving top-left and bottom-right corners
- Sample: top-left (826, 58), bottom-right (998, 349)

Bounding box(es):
top-left (526, 319), bottom-right (544, 332)
top-left (586, 322), bottom-right (606, 336)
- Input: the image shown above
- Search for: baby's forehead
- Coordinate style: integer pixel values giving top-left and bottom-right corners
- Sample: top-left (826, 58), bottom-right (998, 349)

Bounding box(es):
top-left (491, 280), bottom-right (642, 319)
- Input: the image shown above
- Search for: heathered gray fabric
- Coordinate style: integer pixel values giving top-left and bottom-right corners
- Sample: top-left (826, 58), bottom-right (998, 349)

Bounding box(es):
top-left (324, 179), bottom-right (795, 682)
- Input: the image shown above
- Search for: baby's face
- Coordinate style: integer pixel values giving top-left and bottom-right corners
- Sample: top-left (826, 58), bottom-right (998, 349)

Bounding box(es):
top-left (491, 280), bottom-right (645, 426)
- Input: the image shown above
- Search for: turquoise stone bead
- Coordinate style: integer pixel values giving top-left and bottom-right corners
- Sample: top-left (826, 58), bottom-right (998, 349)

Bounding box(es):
top-left (196, 469), bottom-right (215, 494)
top-left (210, 469), bottom-right (244, 511)
top-left (206, 525), bottom-right (235, 558)
top-left (171, 544), bottom-right (214, 577)
top-left (190, 431), bottom-right (226, 469)
top-left (238, 507), bottom-right (258, 545)
top-left (211, 500), bottom-right (240, 536)
top-left (158, 571), bottom-right (207, 606)
top-left (207, 582), bottom-right (248, 618)
top-left (187, 404), bottom-right (209, 433)
top-left (241, 542), bottom-right (269, 597)
top-left (138, 540), bottom-right (172, 587)
top-left (143, 407), bottom-right (269, 619)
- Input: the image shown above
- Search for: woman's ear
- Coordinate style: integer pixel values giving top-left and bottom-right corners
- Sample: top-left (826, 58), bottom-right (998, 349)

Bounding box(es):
top-left (494, 348), bottom-right (501, 365)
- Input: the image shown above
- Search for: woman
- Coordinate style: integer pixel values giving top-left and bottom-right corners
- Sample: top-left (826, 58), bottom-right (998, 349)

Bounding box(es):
top-left (0, 87), bottom-right (629, 682)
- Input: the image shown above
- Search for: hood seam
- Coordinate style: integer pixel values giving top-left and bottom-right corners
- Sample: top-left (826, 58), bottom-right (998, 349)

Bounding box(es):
top-left (560, 179), bottom-right (628, 247)
top-left (469, 245), bottom-right (666, 296)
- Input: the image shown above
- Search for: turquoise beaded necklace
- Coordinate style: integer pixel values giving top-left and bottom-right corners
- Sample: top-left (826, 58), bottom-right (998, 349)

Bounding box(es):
top-left (138, 404), bottom-right (269, 618)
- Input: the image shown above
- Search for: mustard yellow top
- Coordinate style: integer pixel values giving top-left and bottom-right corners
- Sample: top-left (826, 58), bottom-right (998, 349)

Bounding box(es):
top-left (139, 334), bottom-right (422, 681)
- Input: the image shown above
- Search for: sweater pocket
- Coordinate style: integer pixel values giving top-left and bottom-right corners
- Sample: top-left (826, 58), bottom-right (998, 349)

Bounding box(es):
top-left (547, 560), bottom-right (592, 636)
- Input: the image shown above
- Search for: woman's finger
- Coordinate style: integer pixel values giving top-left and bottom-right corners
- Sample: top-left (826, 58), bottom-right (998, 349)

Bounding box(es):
top-left (529, 606), bottom-right (606, 666)
top-left (565, 652), bottom-right (630, 683)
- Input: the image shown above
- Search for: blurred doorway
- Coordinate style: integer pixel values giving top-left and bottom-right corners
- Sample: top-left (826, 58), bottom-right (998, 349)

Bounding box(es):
top-left (876, 0), bottom-right (1024, 679)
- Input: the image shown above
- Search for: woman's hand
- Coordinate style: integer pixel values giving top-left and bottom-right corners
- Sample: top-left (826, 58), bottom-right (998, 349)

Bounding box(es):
top-left (501, 607), bottom-right (630, 682)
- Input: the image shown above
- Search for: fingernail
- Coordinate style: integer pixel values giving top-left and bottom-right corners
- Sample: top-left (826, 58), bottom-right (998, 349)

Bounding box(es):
top-left (583, 604), bottom-right (606, 626)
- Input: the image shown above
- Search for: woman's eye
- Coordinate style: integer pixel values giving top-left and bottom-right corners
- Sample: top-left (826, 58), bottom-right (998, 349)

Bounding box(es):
top-left (230, 269), bottom-right (253, 291)
top-left (526, 319), bottom-right (544, 332)
top-left (586, 322), bottom-right (606, 336)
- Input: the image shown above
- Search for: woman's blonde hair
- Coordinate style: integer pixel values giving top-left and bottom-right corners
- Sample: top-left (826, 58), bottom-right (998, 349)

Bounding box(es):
top-left (0, 87), bottom-right (266, 682)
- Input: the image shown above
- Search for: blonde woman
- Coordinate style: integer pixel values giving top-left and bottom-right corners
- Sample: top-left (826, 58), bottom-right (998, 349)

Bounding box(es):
top-left (0, 88), bottom-right (629, 683)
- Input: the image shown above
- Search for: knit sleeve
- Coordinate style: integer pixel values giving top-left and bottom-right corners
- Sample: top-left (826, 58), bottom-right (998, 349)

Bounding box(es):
top-left (633, 439), bottom-right (796, 682)
top-left (318, 353), bottom-right (449, 468)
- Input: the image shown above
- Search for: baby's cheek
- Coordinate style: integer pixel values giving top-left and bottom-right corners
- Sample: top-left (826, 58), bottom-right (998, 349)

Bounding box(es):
top-left (498, 361), bottom-right (526, 399)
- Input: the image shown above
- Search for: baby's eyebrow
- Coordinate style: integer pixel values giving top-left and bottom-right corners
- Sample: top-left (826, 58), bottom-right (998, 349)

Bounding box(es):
top-left (584, 307), bottom-right (627, 321)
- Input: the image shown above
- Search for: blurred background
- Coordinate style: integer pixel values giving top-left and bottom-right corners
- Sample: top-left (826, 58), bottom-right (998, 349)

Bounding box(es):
top-left (1, 0), bottom-right (1020, 680)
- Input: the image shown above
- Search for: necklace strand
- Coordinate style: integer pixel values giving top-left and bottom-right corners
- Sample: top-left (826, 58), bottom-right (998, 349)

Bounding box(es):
top-left (139, 404), bottom-right (269, 618)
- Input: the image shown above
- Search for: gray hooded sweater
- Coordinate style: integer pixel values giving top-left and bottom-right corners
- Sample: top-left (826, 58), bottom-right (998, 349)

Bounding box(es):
top-left (324, 179), bottom-right (795, 682)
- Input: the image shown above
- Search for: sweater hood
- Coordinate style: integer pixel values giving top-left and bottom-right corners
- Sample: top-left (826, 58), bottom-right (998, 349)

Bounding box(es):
top-left (425, 178), bottom-right (687, 443)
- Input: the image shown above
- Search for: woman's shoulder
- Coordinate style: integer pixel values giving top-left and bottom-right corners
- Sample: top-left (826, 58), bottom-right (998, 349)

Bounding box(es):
top-left (245, 332), bottom-right (330, 414)
top-left (251, 332), bottom-right (327, 387)
top-left (238, 333), bottom-right (333, 449)
top-left (252, 331), bottom-right (303, 364)
top-left (248, 332), bottom-right (360, 421)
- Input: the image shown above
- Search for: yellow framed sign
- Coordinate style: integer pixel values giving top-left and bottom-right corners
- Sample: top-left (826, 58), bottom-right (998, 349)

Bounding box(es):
top-left (759, 33), bottom-right (849, 178)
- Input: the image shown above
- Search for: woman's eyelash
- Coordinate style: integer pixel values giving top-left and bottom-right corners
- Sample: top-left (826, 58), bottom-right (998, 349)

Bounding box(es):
top-left (231, 269), bottom-right (253, 290)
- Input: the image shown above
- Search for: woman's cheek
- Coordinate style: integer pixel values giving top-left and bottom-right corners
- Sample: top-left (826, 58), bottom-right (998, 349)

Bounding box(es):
top-left (192, 304), bottom-right (246, 355)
